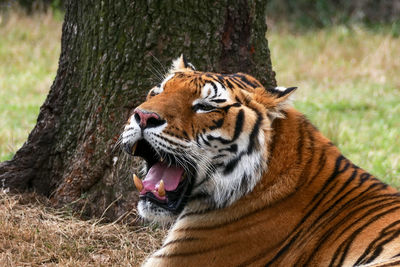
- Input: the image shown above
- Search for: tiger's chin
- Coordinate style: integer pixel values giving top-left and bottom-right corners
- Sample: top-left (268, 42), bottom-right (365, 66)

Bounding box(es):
top-left (125, 139), bottom-right (194, 224)
top-left (137, 199), bottom-right (179, 225)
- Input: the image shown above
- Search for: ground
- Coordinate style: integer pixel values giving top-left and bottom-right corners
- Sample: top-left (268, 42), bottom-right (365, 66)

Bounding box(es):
top-left (0, 192), bottom-right (165, 266)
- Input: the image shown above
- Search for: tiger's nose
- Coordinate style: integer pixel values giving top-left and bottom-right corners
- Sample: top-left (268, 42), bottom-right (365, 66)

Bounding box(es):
top-left (133, 109), bottom-right (165, 129)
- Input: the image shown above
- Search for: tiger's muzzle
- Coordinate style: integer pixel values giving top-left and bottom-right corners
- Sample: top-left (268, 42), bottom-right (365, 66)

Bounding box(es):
top-left (122, 109), bottom-right (194, 214)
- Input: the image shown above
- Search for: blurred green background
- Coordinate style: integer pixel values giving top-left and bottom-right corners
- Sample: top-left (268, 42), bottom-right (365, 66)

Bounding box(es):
top-left (0, 0), bottom-right (399, 185)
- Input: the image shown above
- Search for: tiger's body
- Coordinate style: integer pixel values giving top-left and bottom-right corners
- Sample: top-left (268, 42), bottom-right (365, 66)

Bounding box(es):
top-left (121, 56), bottom-right (400, 266)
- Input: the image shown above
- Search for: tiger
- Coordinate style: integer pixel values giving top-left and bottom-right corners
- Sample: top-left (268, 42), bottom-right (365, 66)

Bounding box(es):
top-left (121, 55), bottom-right (400, 267)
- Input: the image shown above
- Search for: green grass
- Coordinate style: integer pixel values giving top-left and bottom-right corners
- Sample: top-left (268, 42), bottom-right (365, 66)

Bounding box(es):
top-left (0, 11), bottom-right (62, 161)
top-left (268, 24), bottom-right (400, 186)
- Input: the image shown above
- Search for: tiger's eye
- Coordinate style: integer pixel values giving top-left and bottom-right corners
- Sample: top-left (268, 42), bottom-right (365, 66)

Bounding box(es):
top-left (193, 103), bottom-right (215, 112)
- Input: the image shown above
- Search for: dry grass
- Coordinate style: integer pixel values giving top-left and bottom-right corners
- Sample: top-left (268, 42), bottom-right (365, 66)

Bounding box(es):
top-left (0, 192), bottom-right (166, 266)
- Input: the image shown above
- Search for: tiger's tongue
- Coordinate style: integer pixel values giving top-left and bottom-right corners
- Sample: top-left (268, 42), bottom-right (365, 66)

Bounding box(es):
top-left (142, 162), bottom-right (184, 192)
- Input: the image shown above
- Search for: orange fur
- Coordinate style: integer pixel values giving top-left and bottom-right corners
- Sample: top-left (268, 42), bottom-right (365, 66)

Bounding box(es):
top-left (129, 59), bottom-right (400, 267)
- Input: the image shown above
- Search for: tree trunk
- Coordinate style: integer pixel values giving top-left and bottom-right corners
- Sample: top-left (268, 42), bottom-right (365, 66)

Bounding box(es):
top-left (0, 0), bottom-right (276, 221)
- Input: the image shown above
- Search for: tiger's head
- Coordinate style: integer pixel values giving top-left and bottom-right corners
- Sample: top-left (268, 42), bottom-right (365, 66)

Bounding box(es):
top-left (121, 55), bottom-right (296, 223)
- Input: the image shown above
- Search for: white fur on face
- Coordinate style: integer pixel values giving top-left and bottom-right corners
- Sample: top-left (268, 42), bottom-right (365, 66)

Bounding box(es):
top-left (138, 199), bottom-right (176, 225)
top-left (184, 82), bottom-right (268, 211)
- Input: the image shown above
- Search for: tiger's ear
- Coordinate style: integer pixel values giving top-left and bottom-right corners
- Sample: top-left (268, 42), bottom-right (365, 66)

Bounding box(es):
top-left (265, 86), bottom-right (298, 120)
top-left (266, 86), bottom-right (297, 100)
top-left (171, 54), bottom-right (196, 72)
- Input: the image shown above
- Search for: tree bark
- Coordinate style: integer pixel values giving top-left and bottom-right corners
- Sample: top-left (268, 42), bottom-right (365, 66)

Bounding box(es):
top-left (0, 0), bottom-right (276, 221)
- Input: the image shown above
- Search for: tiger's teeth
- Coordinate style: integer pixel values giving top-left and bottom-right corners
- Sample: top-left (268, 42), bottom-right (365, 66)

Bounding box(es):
top-left (160, 157), bottom-right (164, 162)
top-left (158, 180), bottom-right (166, 197)
top-left (132, 142), bottom-right (138, 154)
top-left (133, 174), bottom-right (143, 192)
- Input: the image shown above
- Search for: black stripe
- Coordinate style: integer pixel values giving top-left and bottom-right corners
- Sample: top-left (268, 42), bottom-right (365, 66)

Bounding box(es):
top-left (210, 99), bottom-right (226, 103)
top-left (300, 168), bottom-right (361, 248)
top-left (177, 202), bottom-right (272, 231)
top-left (162, 237), bottom-right (199, 248)
top-left (212, 154), bottom-right (226, 160)
top-left (359, 172), bottom-right (372, 185)
top-left (221, 102), bottom-right (241, 112)
top-left (188, 190), bottom-right (210, 201)
top-left (355, 220), bottom-right (400, 265)
top-left (297, 122), bottom-right (315, 188)
top-left (154, 134), bottom-right (188, 149)
top-left (154, 242), bottom-right (234, 258)
top-left (311, 184), bottom-right (390, 236)
top-left (224, 151), bottom-right (245, 175)
top-left (235, 96), bottom-right (244, 104)
top-left (229, 77), bottom-right (246, 89)
top-left (315, 183), bottom-right (390, 228)
top-left (247, 108), bottom-right (263, 154)
top-left (154, 140), bottom-right (186, 154)
top-left (302, 170), bottom-right (376, 244)
top-left (238, 232), bottom-right (303, 266)
top-left (178, 206), bottom-right (215, 220)
top-left (334, 191), bottom-right (399, 239)
top-left (206, 109), bottom-right (243, 145)
top-left (319, 167), bottom-right (359, 211)
top-left (310, 155), bottom-right (350, 204)
top-left (209, 118), bottom-right (224, 130)
top-left (304, 147), bottom-right (327, 187)
top-left (377, 258), bottom-right (400, 266)
top-left (225, 79), bottom-right (234, 90)
top-left (218, 144), bottom-right (238, 153)
top-left (249, 156), bottom-right (353, 266)
top-left (215, 74), bottom-right (225, 83)
top-left (182, 130), bottom-right (189, 139)
top-left (233, 74), bottom-right (259, 88)
top-left (199, 135), bottom-right (211, 146)
top-left (330, 205), bottom-right (400, 267)
top-left (193, 175), bottom-right (212, 189)
top-left (263, 231), bottom-right (303, 267)
top-left (210, 81), bottom-right (218, 97)
top-left (302, 195), bottom-right (399, 265)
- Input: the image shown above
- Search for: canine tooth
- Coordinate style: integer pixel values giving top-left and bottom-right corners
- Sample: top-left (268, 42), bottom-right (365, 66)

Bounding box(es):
top-left (132, 142), bottom-right (138, 154)
top-left (133, 174), bottom-right (143, 192)
top-left (160, 157), bottom-right (164, 162)
top-left (158, 180), bottom-right (165, 197)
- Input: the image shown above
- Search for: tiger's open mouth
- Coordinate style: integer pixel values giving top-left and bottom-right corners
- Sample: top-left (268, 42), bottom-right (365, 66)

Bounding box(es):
top-left (125, 139), bottom-right (193, 214)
